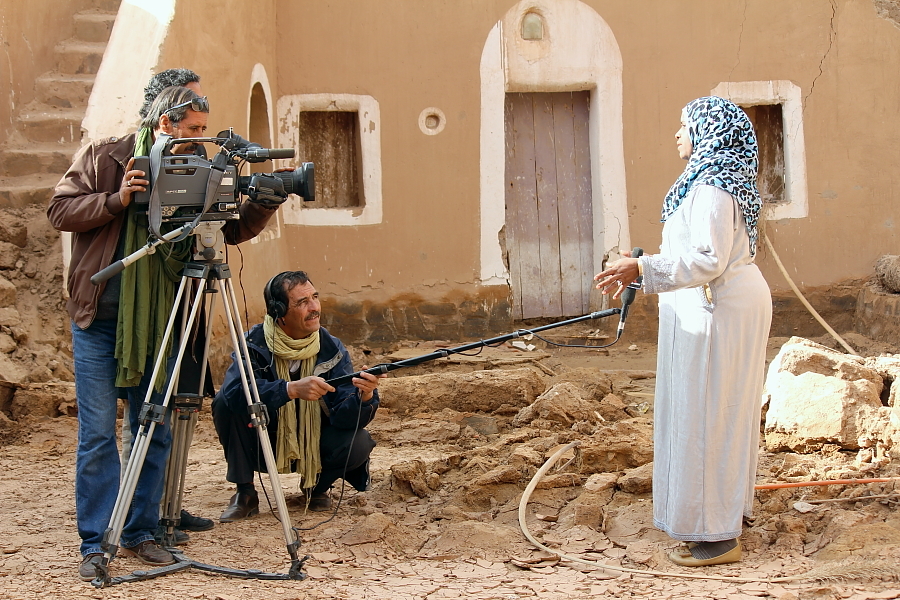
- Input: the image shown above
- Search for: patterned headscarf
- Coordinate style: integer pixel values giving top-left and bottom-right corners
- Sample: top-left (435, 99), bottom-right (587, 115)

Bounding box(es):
top-left (662, 96), bottom-right (762, 256)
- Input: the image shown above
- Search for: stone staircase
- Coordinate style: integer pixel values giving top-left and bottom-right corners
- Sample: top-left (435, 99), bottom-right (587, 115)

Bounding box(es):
top-left (0, 1), bottom-right (120, 208)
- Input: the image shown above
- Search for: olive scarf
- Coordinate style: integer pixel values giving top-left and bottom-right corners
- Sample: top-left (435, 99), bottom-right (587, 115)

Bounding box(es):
top-left (114, 127), bottom-right (192, 389)
top-left (263, 315), bottom-right (322, 488)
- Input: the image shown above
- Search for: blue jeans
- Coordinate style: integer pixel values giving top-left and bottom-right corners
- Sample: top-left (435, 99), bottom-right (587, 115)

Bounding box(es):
top-left (72, 319), bottom-right (172, 556)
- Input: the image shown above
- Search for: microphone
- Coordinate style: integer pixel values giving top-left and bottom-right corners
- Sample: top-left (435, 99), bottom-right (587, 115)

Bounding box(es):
top-left (241, 147), bottom-right (295, 161)
top-left (617, 247), bottom-right (644, 339)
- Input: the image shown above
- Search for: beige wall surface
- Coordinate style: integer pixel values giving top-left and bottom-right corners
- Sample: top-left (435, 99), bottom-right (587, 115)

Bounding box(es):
top-left (0, 0), bottom-right (82, 146)
top-left (52, 0), bottom-right (900, 342)
top-left (156, 0), bottom-right (280, 319)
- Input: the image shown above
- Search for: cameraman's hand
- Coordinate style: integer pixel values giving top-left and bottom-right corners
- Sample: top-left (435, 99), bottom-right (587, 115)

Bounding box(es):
top-left (353, 365), bottom-right (386, 403)
top-left (119, 157), bottom-right (148, 207)
top-left (287, 376), bottom-right (335, 401)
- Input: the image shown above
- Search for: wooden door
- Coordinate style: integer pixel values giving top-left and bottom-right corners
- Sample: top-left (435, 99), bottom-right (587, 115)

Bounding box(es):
top-left (505, 91), bottom-right (593, 319)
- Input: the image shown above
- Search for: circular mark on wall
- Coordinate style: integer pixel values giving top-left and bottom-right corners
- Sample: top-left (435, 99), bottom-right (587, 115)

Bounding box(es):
top-left (418, 107), bottom-right (446, 136)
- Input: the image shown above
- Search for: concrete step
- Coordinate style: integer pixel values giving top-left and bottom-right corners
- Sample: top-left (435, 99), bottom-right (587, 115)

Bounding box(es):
top-left (0, 174), bottom-right (61, 209)
top-left (0, 143), bottom-right (80, 177)
top-left (35, 73), bottom-right (95, 108)
top-left (73, 11), bottom-right (117, 43)
top-left (17, 108), bottom-right (84, 144)
top-left (55, 40), bottom-right (106, 75)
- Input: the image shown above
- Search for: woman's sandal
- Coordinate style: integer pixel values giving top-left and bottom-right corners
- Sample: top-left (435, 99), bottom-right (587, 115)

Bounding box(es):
top-left (668, 540), bottom-right (741, 567)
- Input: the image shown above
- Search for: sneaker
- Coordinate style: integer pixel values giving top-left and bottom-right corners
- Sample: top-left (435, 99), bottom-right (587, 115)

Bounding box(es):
top-left (119, 540), bottom-right (175, 566)
top-left (179, 509), bottom-right (214, 532)
top-left (79, 553), bottom-right (103, 581)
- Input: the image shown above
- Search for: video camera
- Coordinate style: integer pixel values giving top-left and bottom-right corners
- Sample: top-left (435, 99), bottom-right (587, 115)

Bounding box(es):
top-left (133, 129), bottom-right (314, 226)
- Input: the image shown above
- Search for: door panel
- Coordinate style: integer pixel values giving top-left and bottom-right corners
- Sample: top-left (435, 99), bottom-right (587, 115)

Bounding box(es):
top-left (505, 91), bottom-right (593, 319)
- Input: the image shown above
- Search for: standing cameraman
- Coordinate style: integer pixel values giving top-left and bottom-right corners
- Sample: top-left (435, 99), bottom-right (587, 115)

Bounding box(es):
top-left (48, 86), bottom-right (277, 580)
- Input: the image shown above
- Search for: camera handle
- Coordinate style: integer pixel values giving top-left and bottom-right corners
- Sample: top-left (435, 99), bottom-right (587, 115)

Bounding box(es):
top-left (147, 134), bottom-right (229, 240)
top-left (90, 223), bottom-right (194, 285)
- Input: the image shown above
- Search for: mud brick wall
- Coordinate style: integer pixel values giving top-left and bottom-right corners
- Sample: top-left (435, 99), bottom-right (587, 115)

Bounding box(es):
top-left (322, 288), bottom-right (514, 345)
top-left (856, 283), bottom-right (900, 344)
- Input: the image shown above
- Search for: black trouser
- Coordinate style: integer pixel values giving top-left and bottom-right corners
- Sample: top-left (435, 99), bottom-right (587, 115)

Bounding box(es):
top-left (211, 397), bottom-right (375, 494)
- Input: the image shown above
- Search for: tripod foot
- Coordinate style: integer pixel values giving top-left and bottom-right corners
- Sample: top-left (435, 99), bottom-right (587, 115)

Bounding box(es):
top-left (90, 556), bottom-right (111, 589)
top-left (288, 555), bottom-right (310, 580)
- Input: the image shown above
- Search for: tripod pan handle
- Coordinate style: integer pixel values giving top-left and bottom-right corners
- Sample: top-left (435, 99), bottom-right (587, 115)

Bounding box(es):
top-left (91, 260), bottom-right (125, 285)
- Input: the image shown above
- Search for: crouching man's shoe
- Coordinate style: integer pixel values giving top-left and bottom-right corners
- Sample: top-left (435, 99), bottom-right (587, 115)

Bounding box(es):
top-left (307, 492), bottom-right (333, 512)
top-left (154, 524), bottom-right (190, 546)
top-left (220, 489), bottom-right (259, 522)
top-left (179, 509), bottom-right (214, 532)
top-left (119, 540), bottom-right (175, 566)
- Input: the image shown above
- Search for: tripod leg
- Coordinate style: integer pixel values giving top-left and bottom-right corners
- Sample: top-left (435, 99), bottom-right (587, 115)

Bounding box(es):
top-left (93, 274), bottom-right (207, 587)
top-left (217, 276), bottom-right (304, 578)
top-left (159, 279), bottom-right (219, 547)
top-left (159, 396), bottom-right (201, 547)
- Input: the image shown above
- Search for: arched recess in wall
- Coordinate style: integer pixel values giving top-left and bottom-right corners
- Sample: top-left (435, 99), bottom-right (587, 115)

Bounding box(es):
top-left (247, 63), bottom-right (281, 244)
top-left (479, 0), bottom-right (628, 318)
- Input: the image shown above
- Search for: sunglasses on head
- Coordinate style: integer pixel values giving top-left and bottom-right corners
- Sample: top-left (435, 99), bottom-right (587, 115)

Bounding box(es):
top-left (164, 96), bottom-right (209, 115)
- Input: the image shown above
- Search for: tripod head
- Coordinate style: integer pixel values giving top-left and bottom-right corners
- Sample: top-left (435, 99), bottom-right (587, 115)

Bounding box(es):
top-left (89, 218), bottom-right (231, 286)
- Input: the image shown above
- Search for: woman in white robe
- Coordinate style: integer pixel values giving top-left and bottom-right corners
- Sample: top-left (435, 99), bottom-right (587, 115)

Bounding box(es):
top-left (594, 97), bottom-right (772, 567)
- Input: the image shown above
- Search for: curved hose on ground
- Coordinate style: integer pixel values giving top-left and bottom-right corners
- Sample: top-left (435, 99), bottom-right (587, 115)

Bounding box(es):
top-left (518, 442), bottom-right (820, 584)
top-left (762, 229), bottom-right (856, 355)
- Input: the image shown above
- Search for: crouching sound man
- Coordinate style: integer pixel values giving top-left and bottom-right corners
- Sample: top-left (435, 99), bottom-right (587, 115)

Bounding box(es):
top-left (212, 271), bottom-right (382, 520)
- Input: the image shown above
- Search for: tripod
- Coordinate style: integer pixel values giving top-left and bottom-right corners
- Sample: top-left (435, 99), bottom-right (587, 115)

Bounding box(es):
top-left (89, 221), bottom-right (306, 587)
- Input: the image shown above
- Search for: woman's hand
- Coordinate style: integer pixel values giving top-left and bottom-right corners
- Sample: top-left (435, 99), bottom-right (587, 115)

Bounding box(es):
top-left (594, 251), bottom-right (640, 300)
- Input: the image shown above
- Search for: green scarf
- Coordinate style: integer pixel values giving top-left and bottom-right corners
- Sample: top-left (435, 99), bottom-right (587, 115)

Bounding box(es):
top-left (114, 127), bottom-right (192, 389)
top-left (263, 315), bottom-right (322, 486)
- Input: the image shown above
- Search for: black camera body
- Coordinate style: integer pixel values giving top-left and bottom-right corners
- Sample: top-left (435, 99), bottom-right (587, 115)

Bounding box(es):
top-left (133, 131), bottom-right (314, 225)
top-left (133, 155), bottom-right (240, 222)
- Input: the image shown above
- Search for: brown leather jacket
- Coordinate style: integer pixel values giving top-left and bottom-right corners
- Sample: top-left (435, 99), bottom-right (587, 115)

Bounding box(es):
top-left (48, 132), bottom-right (277, 328)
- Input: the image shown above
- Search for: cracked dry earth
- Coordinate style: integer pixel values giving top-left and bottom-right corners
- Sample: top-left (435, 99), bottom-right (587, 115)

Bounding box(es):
top-left (2, 337), bottom-right (900, 600)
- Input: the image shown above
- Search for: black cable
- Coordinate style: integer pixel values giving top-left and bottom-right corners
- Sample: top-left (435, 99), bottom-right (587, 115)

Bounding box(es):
top-left (526, 330), bottom-right (622, 349)
top-left (297, 393), bottom-right (365, 532)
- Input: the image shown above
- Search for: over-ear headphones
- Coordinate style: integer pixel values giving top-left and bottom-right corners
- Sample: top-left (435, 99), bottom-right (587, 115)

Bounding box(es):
top-left (264, 273), bottom-right (288, 320)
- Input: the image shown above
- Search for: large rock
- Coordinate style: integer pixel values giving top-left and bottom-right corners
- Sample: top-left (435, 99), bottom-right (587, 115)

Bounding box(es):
top-left (578, 417), bottom-right (653, 472)
top-left (865, 355), bottom-right (900, 408)
top-left (547, 367), bottom-right (613, 401)
top-left (764, 337), bottom-right (887, 452)
top-left (511, 382), bottom-right (604, 428)
top-left (0, 354), bottom-right (27, 384)
top-left (0, 217), bottom-right (27, 248)
top-left (377, 367), bottom-right (545, 416)
top-left (0, 242), bottom-right (20, 270)
top-left (0, 277), bottom-right (16, 308)
top-left (875, 254), bottom-right (900, 293)
top-left (9, 383), bottom-right (76, 420)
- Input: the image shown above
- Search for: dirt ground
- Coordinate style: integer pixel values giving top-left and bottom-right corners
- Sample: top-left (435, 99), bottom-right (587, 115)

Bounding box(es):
top-left (2, 329), bottom-right (900, 600)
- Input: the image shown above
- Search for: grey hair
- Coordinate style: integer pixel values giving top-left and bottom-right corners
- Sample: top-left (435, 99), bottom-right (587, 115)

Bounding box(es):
top-left (140, 86), bottom-right (201, 131)
top-left (139, 68), bottom-right (200, 118)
